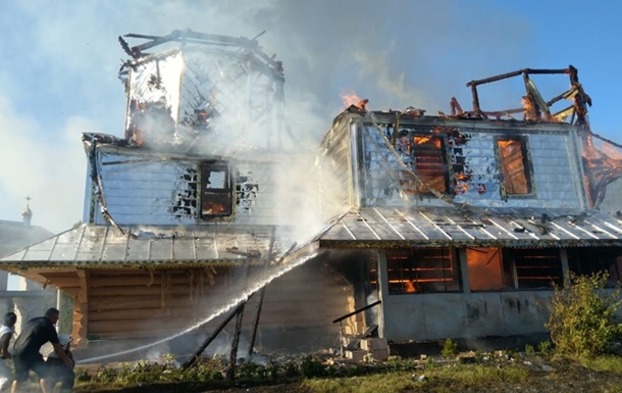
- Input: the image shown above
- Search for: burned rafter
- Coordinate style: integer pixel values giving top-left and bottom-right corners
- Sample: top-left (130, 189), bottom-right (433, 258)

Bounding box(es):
top-left (121, 29), bottom-right (285, 81)
top-left (463, 65), bottom-right (592, 125)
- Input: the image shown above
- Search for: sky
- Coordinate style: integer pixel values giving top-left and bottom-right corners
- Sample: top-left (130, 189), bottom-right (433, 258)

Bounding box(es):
top-left (0, 0), bottom-right (621, 233)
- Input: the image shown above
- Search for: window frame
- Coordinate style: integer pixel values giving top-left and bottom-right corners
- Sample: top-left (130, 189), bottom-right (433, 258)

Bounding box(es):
top-left (385, 248), bottom-right (462, 295)
top-left (466, 247), bottom-right (563, 292)
top-left (567, 247), bottom-right (622, 288)
top-left (394, 130), bottom-right (450, 196)
top-left (494, 135), bottom-right (536, 198)
top-left (199, 161), bottom-right (233, 218)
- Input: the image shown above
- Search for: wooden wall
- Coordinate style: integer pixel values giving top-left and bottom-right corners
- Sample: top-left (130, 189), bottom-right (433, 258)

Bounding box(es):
top-left (41, 260), bottom-right (359, 351)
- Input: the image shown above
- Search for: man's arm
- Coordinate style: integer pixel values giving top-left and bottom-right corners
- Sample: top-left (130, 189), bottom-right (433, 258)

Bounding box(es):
top-left (0, 333), bottom-right (10, 358)
top-left (51, 343), bottom-right (74, 369)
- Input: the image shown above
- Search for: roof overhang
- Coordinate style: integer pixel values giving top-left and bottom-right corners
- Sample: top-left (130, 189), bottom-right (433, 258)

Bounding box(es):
top-left (0, 224), bottom-right (306, 270)
top-left (319, 207), bottom-right (622, 249)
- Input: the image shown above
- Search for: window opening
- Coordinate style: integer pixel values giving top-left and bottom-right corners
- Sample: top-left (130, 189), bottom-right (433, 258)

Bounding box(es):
top-left (567, 247), bottom-right (622, 287)
top-left (200, 162), bottom-right (232, 217)
top-left (466, 247), bottom-right (562, 291)
top-left (412, 135), bottom-right (448, 194)
top-left (386, 248), bottom-right (460, 294)
top-left (497, 137), bottom-right (532, 195)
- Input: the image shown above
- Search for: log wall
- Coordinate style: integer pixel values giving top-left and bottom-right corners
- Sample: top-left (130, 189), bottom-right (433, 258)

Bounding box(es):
top-left (42, 259), bottom-right (359, 351)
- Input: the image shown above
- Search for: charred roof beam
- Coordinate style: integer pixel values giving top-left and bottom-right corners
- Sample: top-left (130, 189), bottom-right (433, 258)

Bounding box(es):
top-left (464, 66), bottom-right (590, 125)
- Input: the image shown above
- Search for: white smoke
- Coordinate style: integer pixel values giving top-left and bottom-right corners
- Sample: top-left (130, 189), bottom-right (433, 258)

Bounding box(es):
top-left (0, 0), bottom-right (584, 231)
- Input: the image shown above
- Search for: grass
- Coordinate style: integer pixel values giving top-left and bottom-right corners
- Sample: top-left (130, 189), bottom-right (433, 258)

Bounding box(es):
top-left (299, 364), bottom-right (531, 393)
top-left (72, 351), bottom-right (622, 393)
top-left (579, 355), bottom-right (622, 373)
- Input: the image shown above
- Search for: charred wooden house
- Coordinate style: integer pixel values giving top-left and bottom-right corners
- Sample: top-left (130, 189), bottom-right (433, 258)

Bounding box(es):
top-left (2, 31), bottom-right (622, 354)
top-left (0, 31), bottom-right (351, 351)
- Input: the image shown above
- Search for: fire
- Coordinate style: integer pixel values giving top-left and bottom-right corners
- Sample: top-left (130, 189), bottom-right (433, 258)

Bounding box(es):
top-left (414, 136), bottom-right (432, 145)
top-left (582, 133), bottom-right (622, 207)
top-left (342, 93), bottom-right (368, 111)
top-left (404, 280), bottom-right (417, 293)
top-left (497, 140), bottom-right (514, 149)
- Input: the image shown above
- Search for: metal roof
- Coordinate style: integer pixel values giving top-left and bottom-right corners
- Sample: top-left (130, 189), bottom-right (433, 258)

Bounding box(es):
top-left (319, 207), bottom-right (622, 248)
top-left (0, 224), bottom-right (298, 269)
top-left (4, 207), bottom-right (621, 270)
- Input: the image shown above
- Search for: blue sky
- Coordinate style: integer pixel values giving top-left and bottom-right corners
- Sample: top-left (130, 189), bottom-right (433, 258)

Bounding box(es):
top-left (0, 0), bottom-right (621, 232)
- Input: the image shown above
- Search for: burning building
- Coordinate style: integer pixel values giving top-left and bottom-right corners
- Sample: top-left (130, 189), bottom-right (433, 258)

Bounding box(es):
top-left (316, 67), bottom-right (622, 343)
top-left (0, 30), bottom-right (353, 353)
top-left (1, 31), bottom-right (622, 357)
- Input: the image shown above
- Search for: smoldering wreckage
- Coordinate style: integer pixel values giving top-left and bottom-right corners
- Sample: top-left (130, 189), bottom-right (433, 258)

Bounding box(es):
top-left (3, 29), bottom-right (622, 370)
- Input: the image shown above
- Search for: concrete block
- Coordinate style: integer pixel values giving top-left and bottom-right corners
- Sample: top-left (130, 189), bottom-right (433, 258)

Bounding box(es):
top-left (345, 349), bottom-right (366, 362)
top-left (371, 348), bottom-right (390, 361)
top-left (360, 338), bottom-right (388, 351)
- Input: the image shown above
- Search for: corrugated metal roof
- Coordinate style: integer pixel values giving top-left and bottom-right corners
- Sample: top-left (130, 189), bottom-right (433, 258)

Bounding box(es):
top-left (319, 207), bottom-right (622, 248)
top-left (0, 224), bottom-right (296, 269)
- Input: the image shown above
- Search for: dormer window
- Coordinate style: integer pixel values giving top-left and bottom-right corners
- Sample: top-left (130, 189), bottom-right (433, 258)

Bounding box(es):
top-left (200, 162), bottom-right (232, 217)
top-left (395, 132), bottom-right (448, 195)
top-left (412, 135), bottom-right (448, 194)
top-left (496, 136), bottom-right (533, 196)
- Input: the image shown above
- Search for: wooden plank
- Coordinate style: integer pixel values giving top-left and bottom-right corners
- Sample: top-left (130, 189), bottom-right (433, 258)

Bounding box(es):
top-left (90, 275), bottom-right (163, 287)
top-left (88, 307), bottom-right (200, 322)
top-left (88, 285), bottom-right (193, 297)
top-left (89, 318), bottom-right (192, 334)
top-left (89, 296), bottom-right (165, 311)
top-left (66, 269), bottom-right (88, 346)
top-left (88, 328), bottom-right (182, 340)
top-left (44, 277), bottom-right (80, 288)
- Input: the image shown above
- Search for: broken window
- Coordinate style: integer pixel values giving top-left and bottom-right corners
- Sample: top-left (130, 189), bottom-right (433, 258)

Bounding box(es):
top-left (200, 162), bottom-right (232, 218)
top-left (567, 247), bottom-right (622, 287)
top-left (466, 248), bottom-right (507, 291)
top-left (496, 137), bottom-right (533, 196)
top-left (394, 131), bottom-right (448, 195)
top-left (467, 247), bottom-right (562, 291)
top-left (412, 135), bottom-right (448, 194)
top-left (503, 248), bottom-right (562, 289)
top-left (386, 248), bottom-right (461, 294)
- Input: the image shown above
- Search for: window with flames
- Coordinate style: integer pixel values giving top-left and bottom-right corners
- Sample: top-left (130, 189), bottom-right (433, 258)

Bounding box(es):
top-left (496, 137), bottom-right (534, 196)
top-left (466, 247), bottom-right (563, 291)
top-left (200, 162), bottom-right (232, 218)
top-left (386, 248), bottom-right (461, 294)
top-left (395, 133), bottom-right (449, 195)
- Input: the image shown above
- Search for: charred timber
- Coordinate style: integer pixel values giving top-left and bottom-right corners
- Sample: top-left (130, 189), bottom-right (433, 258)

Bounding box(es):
top-left (182, 303), bottom-right (244, 369)
top-left (333, 300), bottom-right (382, 324)
top-left (466, 67), bottom-right (570, 87)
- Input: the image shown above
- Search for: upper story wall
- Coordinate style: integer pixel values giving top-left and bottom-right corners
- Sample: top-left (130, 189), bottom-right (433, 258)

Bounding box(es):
top-left (83, 144), bottom-right (319, 228)
top-left (322, 112), bottom-right (589, 210)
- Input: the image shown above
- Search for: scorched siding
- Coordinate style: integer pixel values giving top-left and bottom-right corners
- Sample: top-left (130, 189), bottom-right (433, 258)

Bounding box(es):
top-left (357, 121), bottom-right (585, 209)
top-left (318, 117), bottom-right (355, 219)
top-left (87, 148), bottom-right (318, 227)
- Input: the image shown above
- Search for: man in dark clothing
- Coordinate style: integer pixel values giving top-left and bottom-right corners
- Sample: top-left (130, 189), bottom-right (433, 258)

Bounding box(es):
top-left (11, 308), bottom-right (74, 393)
top-left (42, 335), bottom-right (74, 393)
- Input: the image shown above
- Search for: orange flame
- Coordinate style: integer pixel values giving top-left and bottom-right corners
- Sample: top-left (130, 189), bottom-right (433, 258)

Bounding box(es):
top-left (414, 136), bottom-right (432, 145)
top-left (342, 93), bottom-right (361, 107)
top-left (404, 280), bottom-right (417, 293)
top-left (342, 93), bottom-right (368, 110)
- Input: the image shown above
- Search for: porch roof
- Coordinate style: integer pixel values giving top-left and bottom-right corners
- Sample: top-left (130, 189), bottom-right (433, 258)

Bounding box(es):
top-left (0, 224), bottom-right (302, 269)
top-left (318, 207), bottom-right (622, 249)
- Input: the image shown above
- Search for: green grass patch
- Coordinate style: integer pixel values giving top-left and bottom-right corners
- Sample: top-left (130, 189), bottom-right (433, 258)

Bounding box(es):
top-left (578, 355), bottom-right (622, 373)
top-left (298, 363), bottom-right (530, 393)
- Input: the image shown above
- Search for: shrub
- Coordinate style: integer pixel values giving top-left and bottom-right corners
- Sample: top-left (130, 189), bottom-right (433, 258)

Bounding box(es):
top-left (440, 339), bottom-right (459, 359)
top-left (537, 341), bottom-right (552, 356)
top-left (300, 355), bottom-right (327, 378)
top-left (546, 271), bottom-right (622, 357)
